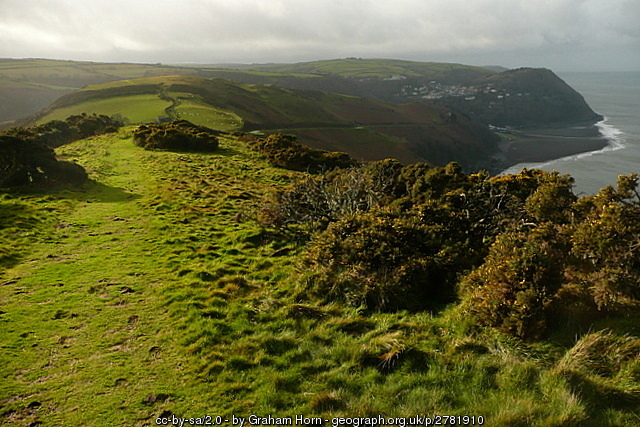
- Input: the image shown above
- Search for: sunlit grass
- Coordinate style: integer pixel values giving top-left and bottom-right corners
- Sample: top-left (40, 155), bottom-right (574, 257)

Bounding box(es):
top-left (37, 94), bottom-right (171, 124)
top-left (1, 128), bottom-right (639, 424)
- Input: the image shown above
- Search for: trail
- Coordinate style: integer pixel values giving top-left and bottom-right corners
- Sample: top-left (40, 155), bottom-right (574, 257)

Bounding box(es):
top-left (159, 86), bottom-right (180, 119)
top-left (0, 136), bottom-right (201, 425)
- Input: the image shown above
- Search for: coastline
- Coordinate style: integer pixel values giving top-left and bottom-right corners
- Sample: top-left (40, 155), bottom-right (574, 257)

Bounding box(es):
top-left (494, 121), bottom-right (611, 172)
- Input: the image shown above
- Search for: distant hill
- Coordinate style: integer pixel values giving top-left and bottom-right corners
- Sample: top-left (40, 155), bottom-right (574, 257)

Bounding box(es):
top-left (429, 67), bottom-right (603, 126)
top-left (1, 58), bottom-right (601, 130)
top-left (26, 75), bottom-right (499, 170)
top-left (213, 59), bottom-right (601, 127)
top-left (227, 58), bottom-right (494, 81)
top-left (0, 58), bottom-right (202, 124)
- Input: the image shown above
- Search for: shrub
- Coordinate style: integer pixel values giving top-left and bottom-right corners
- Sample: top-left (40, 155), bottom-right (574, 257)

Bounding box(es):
top-left (259, 159), bottom-right (402, 234)
top-left (246, 133), bottom-right (358, 172)
top-left (2, 113), bottom-right (124, 148)
top-left (133, 120), bottom-right (220, 152)
top-left (568, 175), bottom-right (640, 313)
top-left (459, 224), bottom-right (569, 340)
top-left (303, 209), bottom-right (468, 311)
top-left (0, 135), bottom-right (87, 188)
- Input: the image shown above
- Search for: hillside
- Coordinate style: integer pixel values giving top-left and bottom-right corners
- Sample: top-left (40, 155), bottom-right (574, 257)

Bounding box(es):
top-left (430, 67), bottom-right (603, 126)
top-left (2, 58), bottom-right (601, 131)
top-left (210, 59), bottom-right (602, 127)
top-left (2, 128), bottom-right (640, 424)
top-left (0, 58), bottom-right (205, 125)
top-left (227, 58), bottom-right (494, 81)
top-left (26, 75), bottom-right (500, 170)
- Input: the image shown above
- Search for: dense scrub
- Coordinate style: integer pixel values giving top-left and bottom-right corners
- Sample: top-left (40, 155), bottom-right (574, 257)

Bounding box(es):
top-left (133, 119), bottom-right (220, 152)
top-left (2, 113), bottom-right (123, 148)
top-left (262, 157), bottom-right (640, 340)
top-left (0, 135), bottom-right (87, 188)
top-left (243, 133), bottom-right (359, 172)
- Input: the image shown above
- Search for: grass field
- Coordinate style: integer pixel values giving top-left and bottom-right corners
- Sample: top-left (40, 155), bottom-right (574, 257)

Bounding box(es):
top-left (245, 58), bottom-right (494, 80)
top-left (171, 92), bottom-right (243, 130)
top-left (36, 94), bottom-right (171, 124)
top-left (1, 130), bottom-right (639, 425)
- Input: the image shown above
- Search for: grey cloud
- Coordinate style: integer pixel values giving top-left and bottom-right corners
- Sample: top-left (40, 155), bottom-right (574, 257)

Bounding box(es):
top-left (0, 0), bottom-right (638, 70)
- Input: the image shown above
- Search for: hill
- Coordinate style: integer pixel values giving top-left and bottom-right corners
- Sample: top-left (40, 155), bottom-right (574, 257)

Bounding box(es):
top-left (227, 58), bottom-right (494, 81)
top-left (0, 58), bottom-right (205, 125)
top-left (26, 75), bottom-right (500, 170)
top-left (208, 58), bottom-right (601, 127)
top-left (1, 128), bottom-right (640, 424)
top-left (430, 67), bottom-right (603, 126)
top-left (1, 58), bottom-right (601, 130)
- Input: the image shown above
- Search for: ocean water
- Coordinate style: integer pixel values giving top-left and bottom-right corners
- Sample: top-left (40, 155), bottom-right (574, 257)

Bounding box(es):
top-left (502, 71), bottom-right (640, 195)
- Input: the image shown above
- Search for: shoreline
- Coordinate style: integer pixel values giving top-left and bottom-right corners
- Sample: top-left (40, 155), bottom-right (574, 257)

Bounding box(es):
top-left (493, 121), bottom-right (610, 172)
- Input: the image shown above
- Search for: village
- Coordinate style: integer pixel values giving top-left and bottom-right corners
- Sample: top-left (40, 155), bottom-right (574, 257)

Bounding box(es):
top-left (400, 80), bottom-right (528, 102)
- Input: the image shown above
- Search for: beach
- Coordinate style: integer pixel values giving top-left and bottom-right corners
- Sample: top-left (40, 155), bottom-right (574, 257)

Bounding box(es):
top-left (497, 122), bottom-right (609, 168)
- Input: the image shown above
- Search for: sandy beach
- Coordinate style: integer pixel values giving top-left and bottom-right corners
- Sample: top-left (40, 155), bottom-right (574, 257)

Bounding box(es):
top-left (498, 123), bottom-right (609, 168)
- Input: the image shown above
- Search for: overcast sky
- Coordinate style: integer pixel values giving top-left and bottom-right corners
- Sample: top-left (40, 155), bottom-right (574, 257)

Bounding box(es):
top-left (1, 0), bottom-right (638, 71)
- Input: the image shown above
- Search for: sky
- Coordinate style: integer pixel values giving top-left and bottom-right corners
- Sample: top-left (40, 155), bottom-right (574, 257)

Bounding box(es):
top-left (0, 0), bottom-right (639, 71)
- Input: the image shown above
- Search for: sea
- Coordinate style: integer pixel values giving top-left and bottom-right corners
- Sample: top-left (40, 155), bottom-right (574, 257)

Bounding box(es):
top-left (502, 71), bottom-right (640, 196)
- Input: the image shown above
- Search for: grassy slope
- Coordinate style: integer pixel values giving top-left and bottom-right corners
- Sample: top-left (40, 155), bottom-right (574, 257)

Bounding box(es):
top-left (0, 58), bottom-right (496, 126)
top-left (0, 59), bottom-right (203, 124)
top-left (170, 92), bottom-right (243, 130)
top-left (26, 75), bottom-right (498, 168)
top-left (232, 58), bottom-right (494, 80)
top-left (0, 131), bottom-right (301, 424)
top-left (36, 94), bottom-right (172, 124)
top-left (2, 131), bottom-right (639, 425)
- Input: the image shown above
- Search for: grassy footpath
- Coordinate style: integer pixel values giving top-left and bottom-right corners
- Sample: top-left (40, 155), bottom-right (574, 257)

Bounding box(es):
top-left (0, 130), bottom-right (295, 425)
top-left (2, 130), bottom-right (640, 426)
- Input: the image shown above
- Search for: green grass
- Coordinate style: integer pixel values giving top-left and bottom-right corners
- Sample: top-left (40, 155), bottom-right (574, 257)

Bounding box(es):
top-left (245, 58), bottom-right (494, 79)
top-left (1, 130), bottom-right (640, 425)
top-left (36, 94), bottom-right (171, 124)
top-left (171, 92), bottom-right (243, 130)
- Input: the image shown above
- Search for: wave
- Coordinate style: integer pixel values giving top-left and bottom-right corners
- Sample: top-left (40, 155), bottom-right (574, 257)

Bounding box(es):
top-left (594, 118), bottom-right (626, 151)
top-left (501, 117), bottom-right (627, 174)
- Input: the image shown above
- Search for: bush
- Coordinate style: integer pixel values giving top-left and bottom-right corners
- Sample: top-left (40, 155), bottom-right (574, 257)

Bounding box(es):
top-left (133, 120), bottom-right (220, 152)
top-left (0, 135), bottom-right (87, 188)
top-left (303, 209), bottom-right (468, 311)
top-left (246, 133), bottom-right (358, 172)
top-left (567, 175), bottom-right (640, 313)
top-left (459, 224), bottom-right (569, 340)
top-left (2, 113), bottom-right (124, 148)
top-left (259, 159), bottom-right (402, 234)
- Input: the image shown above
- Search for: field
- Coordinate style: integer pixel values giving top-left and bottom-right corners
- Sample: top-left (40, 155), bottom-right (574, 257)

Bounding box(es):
top-left (2, 130), bottom-right (640, 425)
top-left (36, 94), bottom-right (172, 124)
top-left (237, 58), bottom-right (493, 80)
top-left (171, 92), bottom-right (243, 130)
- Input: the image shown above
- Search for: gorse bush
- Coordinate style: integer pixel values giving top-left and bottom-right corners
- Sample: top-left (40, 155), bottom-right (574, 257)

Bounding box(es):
top-left (303, 209), bottom-right (461, 311)
top-left (0, 135), bottom-right (87, 188)
top-left (3, 113), bottom-right (124, 148)
top-left (246, 133), bottom-right (358, 173)
top-left (459, 173), bottom-right (640, 340)
top-left (133, 120), bottom-right (220, 152)
top-left (258, 150), bottom-right (640, 339)
top-left (259, 159), bottom-right (402, 234)
top-left (460, 224), bottom-right (570, 339)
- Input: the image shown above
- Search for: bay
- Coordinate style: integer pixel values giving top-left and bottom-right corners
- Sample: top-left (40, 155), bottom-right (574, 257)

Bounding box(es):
top-left (502, 71), bottom-right (640, 195)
